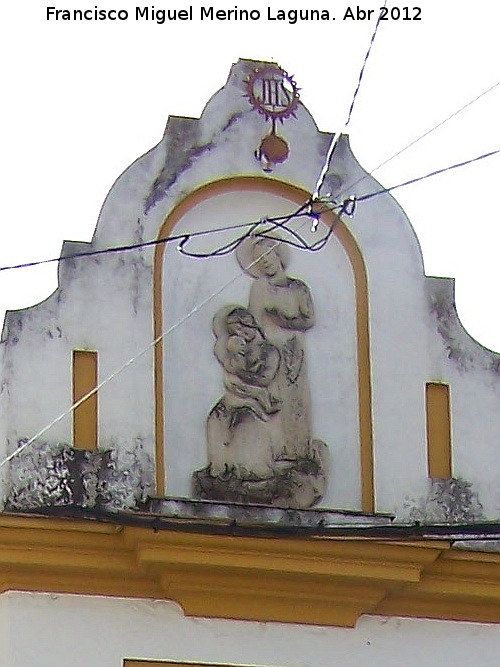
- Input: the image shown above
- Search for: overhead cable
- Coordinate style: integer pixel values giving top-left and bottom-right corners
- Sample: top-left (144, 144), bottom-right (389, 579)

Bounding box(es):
top-left (4, 5), bottom-right (391, 274)
top-left (4, 145), bottom-right (498, 466)
top-left (0, 203), bottom-right (318, 273)
top-left (336, 78), bottom-right (500, 201)
top-left (0, 220), bottom-right (316, 470)
top-left (312, 0), bottom-right (387, 200)
top-left (353, 147), bottom-right (500, 203)
top-left (0, 144), bottom-right (498, 275)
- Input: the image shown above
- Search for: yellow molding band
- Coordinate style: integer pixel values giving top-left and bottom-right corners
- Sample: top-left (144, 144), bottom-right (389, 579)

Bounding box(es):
top-left (1, 514), bottom-right (500, 627)
top-left (426, 382), bottom-right (452, 478)
top-left (153, 177), bottom-right (374, 512)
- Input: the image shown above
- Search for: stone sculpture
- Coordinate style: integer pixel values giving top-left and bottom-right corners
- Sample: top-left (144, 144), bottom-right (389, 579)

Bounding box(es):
top-left (193, 235), bottom-right (328, 508)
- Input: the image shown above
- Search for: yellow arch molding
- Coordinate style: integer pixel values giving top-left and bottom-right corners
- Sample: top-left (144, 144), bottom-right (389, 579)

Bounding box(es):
top-left (153, 177), bottom-right (374, 512)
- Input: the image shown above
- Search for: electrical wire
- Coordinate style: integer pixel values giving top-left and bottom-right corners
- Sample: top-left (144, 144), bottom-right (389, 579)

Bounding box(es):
top-left (344, 1), bottom-right (388, 129)
top-left (0, 199), bottom-right (340, 270)
top-left (0, 214), bottom-right (299, 272)
top-left (0, 220), bottom-right (316, 470)
top-left (2, 70), bottom-right (498, 272)
top-left (1, 69), bottom-right (498, 466)
top-left (2, 42), bottom-right (498, 517)
top-left (0, 143), bottom-right (497, 275)
top-left (177, 203), bottom-right (340, 258)
top-left (176, 203), bottom-right (313, 258)
top-left (1, 19), bottom-right (392, 273)
top-left (353, 147), bottom-right (500, 204)
top-left (0, 97), bottom-right (359, 470)
top-left (334, 78), bottom-right (500, 202)
top-left (8, 9), bottom-right (395, 275)
top-left (0, 203), bottom-right (317, 272)
top-left (312, 0), bottom-right (387, 200)
top-left (0, 57), bottom-right (497, 274)
top-left (3, 147), bottom-right (497, 473)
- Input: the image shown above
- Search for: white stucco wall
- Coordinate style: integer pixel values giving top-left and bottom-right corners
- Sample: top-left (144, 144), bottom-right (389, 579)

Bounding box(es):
top-left (0, 590), bottom-right (9, 666)
top-left (1, 591), bottom-right (500, 667)
top-left (0, 58), bottom-right (499, 520)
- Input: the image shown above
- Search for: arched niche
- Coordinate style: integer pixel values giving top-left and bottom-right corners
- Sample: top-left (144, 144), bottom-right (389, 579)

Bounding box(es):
top-left (153, 177), bottom-right (373, 512)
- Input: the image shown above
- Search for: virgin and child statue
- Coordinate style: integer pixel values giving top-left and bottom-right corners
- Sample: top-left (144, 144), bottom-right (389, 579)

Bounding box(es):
top-left (193, 235), bottom-right (329, 508)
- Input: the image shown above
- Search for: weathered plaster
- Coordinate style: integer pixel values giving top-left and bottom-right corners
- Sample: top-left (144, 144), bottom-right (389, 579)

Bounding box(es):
top-left (455, 539), bottom-right (500, 553)
top-left (403, 477), bottom-right (485, 524)
top-left (98, 439), bottom-right (154, 510)
top-left (5, 440), bottom-right (153, 511)
top-left (145, 116), bottom-right (211, 212)
top-left (427, 276), bottom-right (500, 373)
top-left (148, 496), bottom-right (392, 528)
top-left (0, 59), bottom-right (500, 525)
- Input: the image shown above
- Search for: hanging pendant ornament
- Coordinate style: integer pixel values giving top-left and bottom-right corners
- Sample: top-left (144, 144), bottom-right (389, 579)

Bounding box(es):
top-left (256, 122), bottom-right (290, 172)
top-left (244, 64), bottom-right (299, 172)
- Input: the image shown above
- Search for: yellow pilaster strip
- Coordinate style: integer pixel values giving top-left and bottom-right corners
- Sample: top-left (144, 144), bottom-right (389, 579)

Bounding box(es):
top-left (425, 382), bottom-right (452, 478)
top-left (72, 350), bottom-right (98, 450)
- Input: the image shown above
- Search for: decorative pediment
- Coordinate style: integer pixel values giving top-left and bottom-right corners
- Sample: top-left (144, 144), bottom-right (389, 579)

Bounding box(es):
top-left (1, 61), bottom-right (500, 593)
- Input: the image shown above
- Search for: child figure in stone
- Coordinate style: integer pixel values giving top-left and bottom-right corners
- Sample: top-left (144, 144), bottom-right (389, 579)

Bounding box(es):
top-left (223, 331), bottom-right (279, 421)
top-left (216, 305), bottom-right (281, 419)
top-left (205, 305), bottom-right (282, 480)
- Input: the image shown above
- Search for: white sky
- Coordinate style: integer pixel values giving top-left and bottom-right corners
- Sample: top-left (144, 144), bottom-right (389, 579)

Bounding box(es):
top-left (1, 0), bottom-right (499, 348)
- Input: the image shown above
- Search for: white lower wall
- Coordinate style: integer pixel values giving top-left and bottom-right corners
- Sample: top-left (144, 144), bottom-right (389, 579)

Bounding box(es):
top-left (0, 592), bottom-right (10, 666)
top-left (2, 591), bottom-right (499, 667)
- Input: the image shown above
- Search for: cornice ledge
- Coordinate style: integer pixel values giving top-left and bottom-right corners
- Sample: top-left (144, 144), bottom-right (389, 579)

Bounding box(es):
top-left (0, 515), bottom-right (499, 627)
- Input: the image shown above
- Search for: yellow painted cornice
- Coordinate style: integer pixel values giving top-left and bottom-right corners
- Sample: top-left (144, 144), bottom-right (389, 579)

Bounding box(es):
top-left (0, 514), bottom-right (499, 627)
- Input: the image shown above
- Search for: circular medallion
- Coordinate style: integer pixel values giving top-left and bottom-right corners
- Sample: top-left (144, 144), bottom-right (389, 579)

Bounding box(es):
top-left (259, 133), bottom-right (289, 164)
top-left (244, 64), bottom-right (299, 122)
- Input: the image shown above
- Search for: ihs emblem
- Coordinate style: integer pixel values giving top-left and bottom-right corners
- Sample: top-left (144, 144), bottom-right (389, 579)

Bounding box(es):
top-left (243, 64), bottom-right (300, 172)
top-left (244, 64), bottom-right (300, 122)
